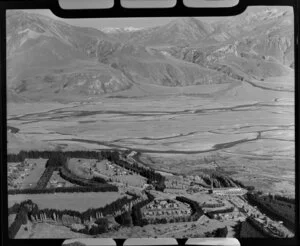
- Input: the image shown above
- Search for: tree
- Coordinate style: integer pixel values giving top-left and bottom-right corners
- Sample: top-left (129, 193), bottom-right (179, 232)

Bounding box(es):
top-left (115, 211), bottom-right (132, 226)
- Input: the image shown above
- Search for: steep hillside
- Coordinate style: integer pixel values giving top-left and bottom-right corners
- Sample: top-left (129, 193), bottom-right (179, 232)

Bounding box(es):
top-left (159, 7), bottom-right (293, 82)
top-left (6, 7), bottom-right (294, 102)
top-left (6, 10), bottom-right (109, 58)
top-left (6, 11), bottom-right (133, 99)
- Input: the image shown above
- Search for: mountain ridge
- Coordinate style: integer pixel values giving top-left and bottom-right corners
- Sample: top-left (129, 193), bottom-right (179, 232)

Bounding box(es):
top-left (6, 7), bottom-right (294, 102)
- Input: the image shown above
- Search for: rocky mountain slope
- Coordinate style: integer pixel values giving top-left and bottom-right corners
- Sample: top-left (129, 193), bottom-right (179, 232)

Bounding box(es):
top-left (6, 7), bottom-right (294, 102)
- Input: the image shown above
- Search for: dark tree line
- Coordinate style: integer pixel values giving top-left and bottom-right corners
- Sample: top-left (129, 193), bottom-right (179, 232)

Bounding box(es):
top-left (245, 217), bottom-right (276, 238)
top-left (91, 176), bottom-right (107, 184)
top-left (115, 211), bottom-right (132, 227)
top-left (7, 150), bottom-right (103, 163)
top-left (29, 196), bottom-right (137, 223)
top-left (35, 153), bottom-right (69, 189)
top-left (35, 166), bottom-right (55, 189)
top-left (201, 202), bottom-right (225, 208)
top-left (232, 178), bottom-right (247, 188)
top-left (205, 226), bottom-right (228, 237)
top-left (8, 207), bottom-right (28, 238)
top-left (146, 216), bottom-right (192, 225)
top-left (7, 195), bottom-right (139, 238)
top-left (8, 185), bottom-right (118, 195)
top-left (76, 217), bottom-right (109, 235)
top-left (8, 203), bottom-right (20, 215)
top-left (175, 196), bottom-right (204, 221)
top-left (246, 193), bottom-right (295, 228)
top-left (104, 151), bottom-right (166, 191)
top-left (206, 207), bottom-right (235, 219)
top-left (131, 192), bottom-right (155, 226)
top-left (59, 166), bottom-right (113, 188)
top-left (8, 150), bottom-right (119, 192)
top-left (8, 200), bottom-right (37, 239)
top-left (46, 152), bottom-right (68, 169)
top-left (7, 149), bottom-right (165, 192)
top-left (7, 126), bottom-right (19, 133)
top-left (274, 195), bottom-right (295, 204)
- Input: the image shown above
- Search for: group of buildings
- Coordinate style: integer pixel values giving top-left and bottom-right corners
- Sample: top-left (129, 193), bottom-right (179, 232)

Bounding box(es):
top-left (142, 198), bottom-right (192, 218)
top-left (8, 160), bottom-right (36, 189)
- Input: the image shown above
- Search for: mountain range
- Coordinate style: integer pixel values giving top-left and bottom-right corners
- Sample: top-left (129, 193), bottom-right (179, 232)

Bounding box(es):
top-left (6, 7), bottom-right (294, 102)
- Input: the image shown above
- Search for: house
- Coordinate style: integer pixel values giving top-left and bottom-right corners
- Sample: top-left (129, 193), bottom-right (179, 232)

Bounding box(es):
top-left (57, 182), bottom-right (65, 187)
top-left (160, 201), bottom-right (168, 206)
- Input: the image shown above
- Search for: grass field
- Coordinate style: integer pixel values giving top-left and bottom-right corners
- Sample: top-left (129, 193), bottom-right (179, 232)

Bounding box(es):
top-left (111, 174), bottom-right (147, 188)
top-left (8, 192), bottom-right (127, 212)
top-left (8, 159), bottom-right (47, 189)
top-left (20, 159), bottom-right (47, 189)
top-left (15, 222), bottom-right (91, 239)
top-left (67, 158), bottom-right (98, 179)
top-left (95, 160), bottom-right (147, 187)
top-left (47, 171), bottom-right (77, 188)
top-left (8, 214), bottom-right (16, 227)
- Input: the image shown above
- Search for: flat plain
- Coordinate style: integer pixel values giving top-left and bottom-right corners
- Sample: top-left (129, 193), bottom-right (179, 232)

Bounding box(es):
top-left (8, 192), bottom-right (127, 212)
top-left (7, 76), bottom-right (295, 196)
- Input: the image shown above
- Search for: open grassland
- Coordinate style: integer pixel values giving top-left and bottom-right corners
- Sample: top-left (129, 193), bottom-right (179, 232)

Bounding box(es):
top-left (8, 159), bottom-right (47, 189)
top-left (112, 174), bottom-right (147, 188)
top-left (15, 215), bottom-right (236, 238)
top-left (20, 159), bottom-right (47, 189)
top-left (67, 158), bottom-right (98, 179)
top-left (7, 78), bottom-right (295, 196)
top-left (95, 160), bottom-right (147, 187)
top-left (15, 221), bottom-right (91, 239)
top-left (47, 171), bottom-right (76, 188)
top-left (96, 217), bottom-right (228, 238)
top-left (8, 192), bottom-right (126, 212)
top-left (8, 214), bottom-right (16, 227)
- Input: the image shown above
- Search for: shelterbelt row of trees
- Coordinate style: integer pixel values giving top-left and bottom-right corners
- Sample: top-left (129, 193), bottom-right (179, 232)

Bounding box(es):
top-left (8, 151), bottom-right (118, 193)
top-left (7, 150), bottom-right (166, 191)
top-left (7, 150), bottom-right (103, 162)
top-left (59, 162), bottom-right (109, 187)
top-left (8, 200), bottom-right (38, 238)
top-left (175, 196), bottom-right (204, 221)
top-left (8, 185), bottom-right (118, 195)
top-left (8, 194), bottom-right (140, 238)
top-left (118, 195), bottom-right (206, 227)
top-left (114, 192), bottom-right (156, 227)
top-left (206, 207), bottom-right (235, 219)
top-left (205, 226), bottom-right (228, 237)
top-left (131, 192), bottom-right (155, 226)
top-left (103, 150), bottom-right (166, 191)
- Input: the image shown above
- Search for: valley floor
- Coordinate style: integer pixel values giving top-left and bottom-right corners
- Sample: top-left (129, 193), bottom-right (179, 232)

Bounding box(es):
top-left (7, 78), bottom-right (295, 196)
